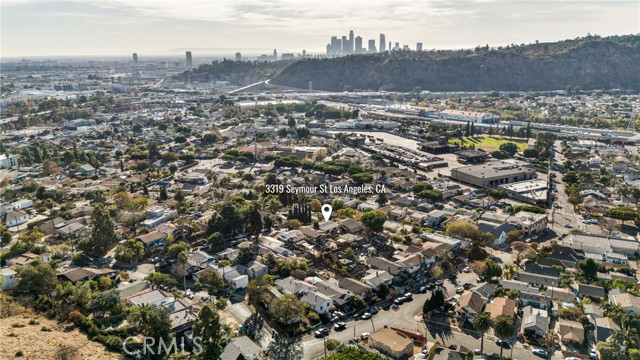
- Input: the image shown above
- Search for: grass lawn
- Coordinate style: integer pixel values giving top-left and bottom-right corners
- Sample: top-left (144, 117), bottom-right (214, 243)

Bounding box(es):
top-left (448, 136), bottom-right (528, 152)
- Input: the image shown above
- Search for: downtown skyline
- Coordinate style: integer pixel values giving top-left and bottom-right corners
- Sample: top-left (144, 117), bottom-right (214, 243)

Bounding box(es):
top-left (1, 0), bottom-right (639, 57)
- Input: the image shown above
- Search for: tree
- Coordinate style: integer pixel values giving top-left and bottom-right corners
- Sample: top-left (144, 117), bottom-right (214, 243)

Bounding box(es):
top-left (146, 306), bottom-right (172, 345)
top-left (92, 290), bottom-right (124, 318)
top-left (89, 205), bottom-right (117, 254)
top-left (507, 230), bottom-right (524, 243)
top-left (244, 202), bottom-right (263, 239)
top-left (270, 294), bottom-right (305, 325)
top-left (128, 304), bottom-right (153, 334)
top-left (423, 288), bottom-right (445, 314)
top-left (173, 188), bottom-right (185, 203)
top-left (502, 263), bottom-right (518, 280)
top-left (247, 274), bottom-right (274, 305)
top-left (159, 186), bottom-right (168, 201)
top-left (578, 258), bottom-right (598, 281)
top-left (266, 333), bottom-right (303, 360)
top-left (325, 338), bottom-right (341, 351)
top-left (485, 259), bottom-right (502, 279)
top-left (193, 303), bottom-right (225, 360)
top-left (493, 315), bottom-right (515, 358)
top-left (243, 313), bottom-right (264, 341)
top-left (472, 312), bottom-right (494, 355)
top-left (377, 282), bottom-right (389, 297)
top-left (499, 143), bottom-right (518, 156)
top-left (199, 270), bottom-right (224, 292)
top-left (145, 272), bottom-right (178, 289)
top-left (16, 262), bottom-right (58, 297)
top-left (360, 210), bottom-right (387, 233)
top-left (523, 148), bottom-right (539, 158)
top-left (430, 265), bottom-right (444, 279)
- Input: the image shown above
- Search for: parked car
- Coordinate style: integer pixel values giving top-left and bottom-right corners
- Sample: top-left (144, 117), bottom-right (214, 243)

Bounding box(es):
top-left (476, 276), bottom-right (486, 282)
top-left (456, 287), bottom-right (464, 294)
top-left (361, 312), bottom-right (372, 320)
top-left (435, 280), bottom-right (444, 286)
top-left (426, 283), bottom-right (435, 290)
top-left (463, 283), bottom-right (472, 290)
top-left (394, 298), bottom-right (405, 305)
top-left (463, 267), bottom-right (470, 273)
top-left (314, 328), bottom-right (330, 338)
top-left (495, 339), bottom-right (511, 348)
top-left (360, 332), bottom-right (370, 340)
top-left (334, 322), bottom-right (347, 331)
top-left (564, 223), bottom-right (573, 228)
top-left (419, 286), bottom-right (427, 293)
top-left (532, 348), bottom-right (549, 358)
top-left (404, 292), bottom-right (413, 300)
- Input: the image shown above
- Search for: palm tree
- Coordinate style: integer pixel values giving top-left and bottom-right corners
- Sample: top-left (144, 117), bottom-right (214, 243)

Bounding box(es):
top-left (128, 304), bottom-right (153, 334)
top-left (493, 315), bottom-right (515, 358)
top-left (612, 327), bottom-right (639, 349)
top-left (472, 312), bottom-right (494, 355)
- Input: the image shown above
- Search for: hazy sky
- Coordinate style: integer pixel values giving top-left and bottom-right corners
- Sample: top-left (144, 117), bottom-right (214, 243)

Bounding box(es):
top-left (1, 0), bottom-right (639, 57)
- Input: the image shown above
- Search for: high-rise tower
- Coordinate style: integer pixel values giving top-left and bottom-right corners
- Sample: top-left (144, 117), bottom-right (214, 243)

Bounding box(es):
top-left (380, 34), bottom-right (386, 52)
top-left (185, 51), bottom-right (193, 67)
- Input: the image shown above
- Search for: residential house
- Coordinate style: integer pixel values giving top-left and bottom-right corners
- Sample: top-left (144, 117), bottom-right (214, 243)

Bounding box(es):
top-left (520, 292), bottom-right (552, 310)
top-left (1, 268), bottom-right (17, 290)
top-left (315, 279), bottom-right (353, 309)
top-left (425, 210), bottom-right (448, 227)
top-left (4, 210), bottom-right (28, 228)
top-left (477, 222), bottom-right (519, 247)
top-left (546, 287), bottom-right (577, 303)
top-left (339, 218), bottom-right (363, 233)
top-left (556, 319), bottom-right (585, 345)
top-left (127, 289), bottom-right (175, 307)
top-left (135, 231), bottom-right (167, 248)
top-left (58, 267), bottom-right (116, 283)
top-left (538, 246), bottom-right (584, 269)
top-left (521, 305), bottom-right (549, 337)
top-left (516, 271), bottom-right (559, 288)
top-left (338, 278), bottom-right (373, 299)
top-left (9, 252), bottom-right (52, 268)
top-left (594, 317), bottom-right (620, 343)
top-left (245, 261), bottom-right (268, 280)
top-left (116, 281), bottom-right (151, 300)
top-left (485, 297), bottom-right (516, 319)
top-left (300, 290), bottom-right (334, 314)
top-left (579, 284), bottom-right (606, 300)
top-left (368, 328), bottom-right (414, 360)
top-left (457, 291), bottom-right (485, 319)
top-left (367, 256), bottom-right (406, 276)
top-left (609, 292), bottom-right (640, 315)
top-left (216, 266), bottom-right (249, 290)
top-left (220, 336), bottom-right (262, 360)
top-left (396, 253), bottom-right (424, 273)
top-left (362, 270), bottom-right (393, 290)
top-left (185, 250), bottom-right (215, 275)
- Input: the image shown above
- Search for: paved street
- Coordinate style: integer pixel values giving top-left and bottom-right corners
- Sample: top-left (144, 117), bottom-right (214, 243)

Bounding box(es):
top-left (302, 271), bottom-right (507, 360)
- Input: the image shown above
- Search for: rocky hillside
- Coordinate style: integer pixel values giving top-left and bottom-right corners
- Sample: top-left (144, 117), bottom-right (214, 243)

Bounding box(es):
top-left (270, 36), bottom-right (640, 92)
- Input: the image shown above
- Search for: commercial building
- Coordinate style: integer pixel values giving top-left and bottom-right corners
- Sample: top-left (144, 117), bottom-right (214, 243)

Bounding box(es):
top-left (508, 211), bottom-right (548, 235)
top-left (132, 53), bottom-right (138, 64)
top-left (355, 36), bottom-right (363, 54)
top-left (563, 233), bottom-right (640, 258)
top-left (368, 39), bottom-right (377, 53)
top-left (379, 34), bottom-right (386, 52)
top-left (368, 328), bottom-right (413, 359)
top-left (499, 179), bottom-right (548, 205)
top-left (185, 51), bottom-right (193, 67)
top-left (450, 160), bottom-right (537, 188)
top-left (235, 52), bottom-right (242, 60)
top-left (439, 110), bottom-right (500, 124)
top-left (416, 42), bottom-right (423, 51)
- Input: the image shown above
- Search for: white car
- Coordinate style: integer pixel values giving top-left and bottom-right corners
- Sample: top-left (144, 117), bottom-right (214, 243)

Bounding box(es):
top-left (360, 332), bottom-right (370, 340)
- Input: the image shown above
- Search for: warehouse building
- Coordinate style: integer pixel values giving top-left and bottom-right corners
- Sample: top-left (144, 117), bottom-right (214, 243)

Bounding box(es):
top-left (450, 160), bottom-right (537, 188)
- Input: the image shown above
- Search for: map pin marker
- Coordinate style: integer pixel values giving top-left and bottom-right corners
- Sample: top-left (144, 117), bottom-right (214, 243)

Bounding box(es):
top-left (321, 204), bottom-right (332, 222)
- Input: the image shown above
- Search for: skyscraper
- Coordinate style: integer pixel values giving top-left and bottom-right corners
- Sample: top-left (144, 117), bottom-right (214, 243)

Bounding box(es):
top-left (132, 53), bottom-right (138, 64)
top-left (330, 36), bottom-right (340, 55)
top-left (380, 34), bottom-right (386, 52)
top-left (235, 52), bottom-right (242, 60)
top-left (416, 42), bottom-right (423, 51)
top-left (394, 42), bottom-right (400, 50)
top-left (185, 51), bottom-right (193, 67)
top-left (368, 39), bottom-right (376, 53)
top-left (273, 49), bottom-right (277, 59)
top-left (341, 36), bottom-right (347, 53)
top-left (348, 30), bottom-right (355, 54)
top-left (355, 36), bottom-right (363, 54)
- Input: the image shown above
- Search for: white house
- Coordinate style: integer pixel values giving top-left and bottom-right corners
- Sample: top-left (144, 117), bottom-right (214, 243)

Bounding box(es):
top-left (300, 291), bottom-right (334, 314)
top-left (1, 268), bottom-right (17, 291)
top-left (11, 199), bottom-right (33, 211)
top-left (0, 154), bottom-right (20, 169)
top-left (5, 211), bottom-right (28, 228)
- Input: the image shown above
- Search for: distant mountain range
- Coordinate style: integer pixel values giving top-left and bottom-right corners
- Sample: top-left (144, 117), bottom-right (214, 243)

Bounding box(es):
top-left (179, 35), bottom-right (640, 92)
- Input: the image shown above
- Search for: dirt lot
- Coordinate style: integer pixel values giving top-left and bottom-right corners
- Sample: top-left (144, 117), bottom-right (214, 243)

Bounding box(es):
top-left (0, 309), bottom-right (123, 360)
